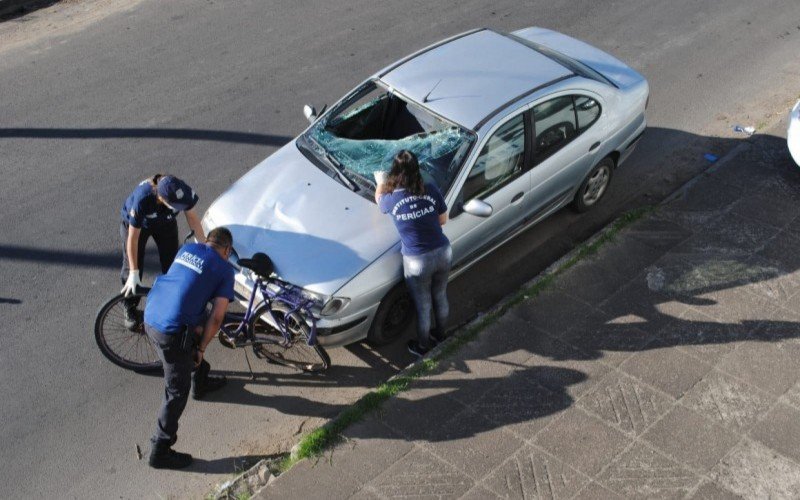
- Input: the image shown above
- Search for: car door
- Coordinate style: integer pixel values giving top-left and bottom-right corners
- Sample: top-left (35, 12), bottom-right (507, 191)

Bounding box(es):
top-left (523, 94), bottom-right (604, 221)
top-left (446, 111), bottom-right (532, 266)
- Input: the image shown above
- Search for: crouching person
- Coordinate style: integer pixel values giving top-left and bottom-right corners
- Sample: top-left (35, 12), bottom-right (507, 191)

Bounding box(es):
top-left (143, 227), bottom-right (235, 469)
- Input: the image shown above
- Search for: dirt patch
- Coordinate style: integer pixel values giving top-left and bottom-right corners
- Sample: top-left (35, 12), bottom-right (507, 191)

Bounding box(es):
top-left (0, 0), bottom-right (144, 56)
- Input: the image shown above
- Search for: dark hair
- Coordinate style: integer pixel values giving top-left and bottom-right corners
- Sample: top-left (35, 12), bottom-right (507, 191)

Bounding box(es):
top-left (148, 174), bottom-right (167, 204)
top-left (207, 227), bottom-right (233, 249)
top-left (148, 174), bottom-right (166, 188)
top-left (385, 150), bottom-right (424, 196)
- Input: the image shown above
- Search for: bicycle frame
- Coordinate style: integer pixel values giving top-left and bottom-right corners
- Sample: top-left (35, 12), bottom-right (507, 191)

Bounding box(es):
top-left (227, 275), bottom-right (320, 346)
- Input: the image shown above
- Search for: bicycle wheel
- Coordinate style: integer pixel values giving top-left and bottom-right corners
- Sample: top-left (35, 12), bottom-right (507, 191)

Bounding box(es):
top-left (94, 292), bottom-right (162, 372)
top-left (250, 302), bottom-right (330, 373)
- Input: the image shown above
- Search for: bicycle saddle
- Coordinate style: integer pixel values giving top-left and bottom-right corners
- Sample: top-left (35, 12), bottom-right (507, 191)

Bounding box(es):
top-left (238, 252), bottom-right (274, 278)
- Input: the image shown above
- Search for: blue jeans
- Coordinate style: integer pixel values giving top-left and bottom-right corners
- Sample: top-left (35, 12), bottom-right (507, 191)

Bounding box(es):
top-left (403, 244), bottom-right (452, 349)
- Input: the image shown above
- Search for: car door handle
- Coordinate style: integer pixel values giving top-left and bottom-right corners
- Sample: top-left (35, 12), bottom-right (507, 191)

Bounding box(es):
top-left (511, 192), bottom-right (524, 203)
top-left (590, 141), bottom-right (601, 151)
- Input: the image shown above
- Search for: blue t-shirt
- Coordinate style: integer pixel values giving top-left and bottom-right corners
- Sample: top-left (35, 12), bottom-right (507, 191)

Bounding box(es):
top-left (144, 243), bottom-right (235, 334)
top-left (378, 182), bottom-right (449, 256)
top-left (120, 180), bottom-right (198, 230)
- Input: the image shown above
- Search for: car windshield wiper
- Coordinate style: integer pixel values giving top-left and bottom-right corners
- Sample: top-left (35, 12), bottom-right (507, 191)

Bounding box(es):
top-left (307, 136), bottom-right (357, 192)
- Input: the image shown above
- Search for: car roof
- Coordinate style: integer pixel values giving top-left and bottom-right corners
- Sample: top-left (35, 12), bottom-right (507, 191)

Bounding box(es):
top-left (379, 29), bottom-right (574, 131)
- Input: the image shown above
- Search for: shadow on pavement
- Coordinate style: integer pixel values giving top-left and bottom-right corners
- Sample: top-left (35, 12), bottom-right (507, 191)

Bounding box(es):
top-left (0, 127), bottom-right (292, 146)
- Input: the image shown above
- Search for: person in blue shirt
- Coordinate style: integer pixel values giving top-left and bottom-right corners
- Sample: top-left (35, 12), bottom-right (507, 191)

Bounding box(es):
top-left (376, 150), bottom-right (452, 357)
top-left (119, 174), bottom-right (206, 329)
top-left (143, 226), bottom-right (234, 469)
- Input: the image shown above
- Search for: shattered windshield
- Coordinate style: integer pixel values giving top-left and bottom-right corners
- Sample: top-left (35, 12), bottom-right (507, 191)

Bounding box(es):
top-left (299, 81), bottom-right (475, 196)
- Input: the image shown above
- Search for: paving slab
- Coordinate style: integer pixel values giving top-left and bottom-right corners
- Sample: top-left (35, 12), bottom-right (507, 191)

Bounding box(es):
top-left (619, 342), bottom-right (713, 399)
top-left (420, 408), bottom-right (523, 481)
top-left (710, 438), bottom-right (800, 499)
top-left (641, 405), bottom-right (740, 473)
top-left (595, 441), bottom-right (700, 499)
top-left (715, 341), bottom-right (800, 396)
top-left (680, 370), bottom-right (776, 432)
top-left (689, 481), bottom-right (745, 499)
top-left (509, 289), bottom-right (600, 336)
top-left (480, 444), bottom-right (590, 499)
top-left (533, 407), bottom-right (632, 477)
top-left (576, 371), bottom-right (675, 437)
top-left (364, 447), bottom-right (474, 499)
top-left (658, 309), bottom-right (749, 365)
top-left (467, 370), bottom-right (574, 440)
top-left (573, 481), bottom-right (625, 499)
top-left (552, 257), bottom-right (629, 306)
top-left (520, 332), bottom-right (612, 400)
top-left (328, 418), bottom-right (415, 484)
top-left (749, 402), bottom-right (800, 465)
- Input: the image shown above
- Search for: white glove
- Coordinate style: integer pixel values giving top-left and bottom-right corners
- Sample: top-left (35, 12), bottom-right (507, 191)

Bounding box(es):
top-left (373, 170), bottom-right (387, 185)
top-left (121, 270), bottom-right (142, 297)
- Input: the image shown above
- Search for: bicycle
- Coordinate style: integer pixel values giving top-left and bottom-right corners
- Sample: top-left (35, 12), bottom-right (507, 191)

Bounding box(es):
top-left (217, 252), bottom-right (331, 374)
top-left (94, 252), bottom-right (331, 374)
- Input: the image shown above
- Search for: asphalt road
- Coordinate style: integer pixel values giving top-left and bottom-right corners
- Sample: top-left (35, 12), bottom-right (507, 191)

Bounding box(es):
top-left (1, 0), bottom-right (799, 498)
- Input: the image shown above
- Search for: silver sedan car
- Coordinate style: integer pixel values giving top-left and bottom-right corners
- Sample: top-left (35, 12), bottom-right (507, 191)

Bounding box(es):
top-left (201, 27), bottom-right (649, 347)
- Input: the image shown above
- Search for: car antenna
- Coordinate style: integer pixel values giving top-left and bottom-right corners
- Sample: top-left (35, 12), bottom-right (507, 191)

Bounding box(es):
top-left (423, 79), bottom-right (442, 103)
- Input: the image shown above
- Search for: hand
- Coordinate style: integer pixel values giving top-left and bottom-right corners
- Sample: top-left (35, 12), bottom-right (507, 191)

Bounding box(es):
top-left (193, 348), bottom-right (204, 368)
top-left (121, 270), bottom-right (142, 297)
top-left (373, 170), bottom-right (387, 185)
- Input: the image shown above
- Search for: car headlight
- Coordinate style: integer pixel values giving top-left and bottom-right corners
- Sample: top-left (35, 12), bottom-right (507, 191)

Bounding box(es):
top-left (320, 297), bottom-right (350, 317)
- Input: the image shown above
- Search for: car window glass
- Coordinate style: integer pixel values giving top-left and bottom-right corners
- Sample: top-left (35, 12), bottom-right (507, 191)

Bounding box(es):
top-left (302, 81), bottom-right (476, 196)
top-left (462, 114), bottom-right (525, 201)
top-left (533, 96), bottom-right (577, 162)
top-left (575, 96), bottom-right (601, 133)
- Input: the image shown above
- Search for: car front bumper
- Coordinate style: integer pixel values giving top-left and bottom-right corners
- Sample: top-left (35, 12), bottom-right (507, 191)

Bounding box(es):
top-left (232, 273), bottom-right (378, 348)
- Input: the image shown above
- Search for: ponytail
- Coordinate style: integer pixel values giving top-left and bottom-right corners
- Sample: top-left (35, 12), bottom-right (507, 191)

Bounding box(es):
top-left (148, 173), bottom-right (165, 188)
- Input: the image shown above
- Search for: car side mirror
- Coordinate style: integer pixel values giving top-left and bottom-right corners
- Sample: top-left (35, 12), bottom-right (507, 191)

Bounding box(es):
top-left (303, 105), bottom-right (317, 123)
top-left (303, 104), bottom-right (328, 124)
top-left (462, 199), bottom-right (493, 218)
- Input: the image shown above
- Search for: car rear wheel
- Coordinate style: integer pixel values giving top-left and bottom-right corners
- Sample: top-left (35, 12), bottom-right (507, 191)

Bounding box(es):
top-left (572, 157), bottom-right (614, 213)
top-left (367, 284), bottom-right (414, 346)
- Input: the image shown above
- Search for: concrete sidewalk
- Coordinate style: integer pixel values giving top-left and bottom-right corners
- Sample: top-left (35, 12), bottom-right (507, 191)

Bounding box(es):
top-left (261, 129), bottom-right (800, 499)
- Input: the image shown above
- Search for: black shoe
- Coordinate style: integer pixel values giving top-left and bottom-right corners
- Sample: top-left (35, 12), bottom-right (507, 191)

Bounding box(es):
top-left (149, 443), bottom-right (193, 469)
top-left (123, 307), bottom-right (141, 331)
top-left (431, 328), bottom-right (447, 344)
top-left (407, 340), bottom-right (431, 358)
top-left (192, 374), bottom-right (227, 400)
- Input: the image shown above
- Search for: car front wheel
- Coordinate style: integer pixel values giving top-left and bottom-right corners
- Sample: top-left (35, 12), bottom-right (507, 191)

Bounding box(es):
top-left (367, 284), bottom-right (414, 346)
top-left (572, 157), bottom-right (614, 213)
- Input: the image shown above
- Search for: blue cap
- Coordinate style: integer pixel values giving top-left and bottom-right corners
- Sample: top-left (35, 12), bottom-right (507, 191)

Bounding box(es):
top-left (156, 176), bottom-right (197, 211)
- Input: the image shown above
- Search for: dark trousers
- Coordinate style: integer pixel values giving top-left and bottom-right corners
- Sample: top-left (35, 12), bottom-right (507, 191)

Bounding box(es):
top-left (119, 220), bottom-right (179, 284)
top-left (145, 325), bottom-right (211, 446)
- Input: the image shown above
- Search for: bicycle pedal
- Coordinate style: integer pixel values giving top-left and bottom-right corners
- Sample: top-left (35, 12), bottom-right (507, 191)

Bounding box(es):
top-left (218, 331), bottom-right (238, 350)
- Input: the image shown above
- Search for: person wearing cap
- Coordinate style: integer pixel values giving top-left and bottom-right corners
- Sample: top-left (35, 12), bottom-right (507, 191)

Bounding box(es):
top-left (119, 174), bottom-right (206, 328)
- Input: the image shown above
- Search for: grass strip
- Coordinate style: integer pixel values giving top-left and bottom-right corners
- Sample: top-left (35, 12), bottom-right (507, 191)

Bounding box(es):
top-left (279, 205), bottom-right (654, 472)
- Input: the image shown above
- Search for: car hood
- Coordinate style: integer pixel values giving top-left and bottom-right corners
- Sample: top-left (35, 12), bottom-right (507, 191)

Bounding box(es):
top-left (204, 141), bottom-right (399, 296)
top-left (512, 27), bottom-right (646, 89)
top-left (789, 100), bottom-right (800, 167)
